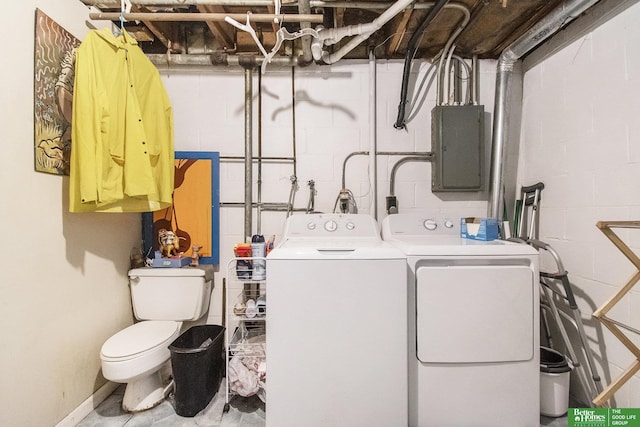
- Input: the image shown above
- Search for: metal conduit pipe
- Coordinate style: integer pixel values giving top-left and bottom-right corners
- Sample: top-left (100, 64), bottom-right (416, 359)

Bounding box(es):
top-left (434, 4), bottom-right (470, 106)
top-left (291, 68), bottom-right (298, 177)
top-left (244, 66), bottom-right (253, 242)
top-left (369, 48), bottom-right (378, 219)
top-left (341, 151), bottom-right (433, 188)
top-left (440, 54), bottom-right (471, 105)
top-left (257, 70), bottom-right (263, 235)
top-left (389, 155), bottom-right (434, 196)
top-left (394, 0), bottom-right (449, 129)
top-left (471, 54), bottom-right (478, 105)
top-left (487, 0), bottom-right (601, 220)
top-left (386, 154), bottom-right (433, 214)
top-left (452, 55), bottom-right (461, 105)
top-left (342, 151), bottom-right (369, 188)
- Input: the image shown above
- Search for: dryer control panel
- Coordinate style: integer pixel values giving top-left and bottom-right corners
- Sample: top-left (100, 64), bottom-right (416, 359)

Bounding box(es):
top-left (282, 214), bottom-right (381, 239)
top-left (382, 213), bottom-right (461, 238)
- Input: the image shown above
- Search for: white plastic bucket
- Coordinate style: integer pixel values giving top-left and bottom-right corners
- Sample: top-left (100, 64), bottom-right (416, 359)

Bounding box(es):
top-left (540, 346), bottom-right (571, 417)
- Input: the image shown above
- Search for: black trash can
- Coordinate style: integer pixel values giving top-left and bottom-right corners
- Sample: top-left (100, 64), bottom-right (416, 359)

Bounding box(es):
top-left (169, 325), bottom-right (225, 417)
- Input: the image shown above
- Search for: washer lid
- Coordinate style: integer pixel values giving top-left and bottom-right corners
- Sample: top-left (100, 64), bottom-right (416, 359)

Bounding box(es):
top-left (101, 321), bottom-right (180, 359)
top-left (268, 238), bottom-right (405, 259)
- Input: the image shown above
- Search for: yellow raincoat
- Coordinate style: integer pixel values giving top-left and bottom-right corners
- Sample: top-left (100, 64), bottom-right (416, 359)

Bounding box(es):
top-left (69, 28), bottom-right (174, 213)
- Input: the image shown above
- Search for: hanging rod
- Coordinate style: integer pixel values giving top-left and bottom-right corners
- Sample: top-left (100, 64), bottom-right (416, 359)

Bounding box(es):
top-left (89, 12), bottom-right (324, 23)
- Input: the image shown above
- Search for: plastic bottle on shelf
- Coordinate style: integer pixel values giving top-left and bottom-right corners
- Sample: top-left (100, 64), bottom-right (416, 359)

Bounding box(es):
top-left (251, 235), bottom-right (266, 280)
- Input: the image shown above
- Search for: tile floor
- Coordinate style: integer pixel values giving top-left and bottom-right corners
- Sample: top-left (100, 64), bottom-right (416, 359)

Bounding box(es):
top-left (76, 380), bottom-right (265, 427)
top-left (76, 380), bottom-right (570, 427)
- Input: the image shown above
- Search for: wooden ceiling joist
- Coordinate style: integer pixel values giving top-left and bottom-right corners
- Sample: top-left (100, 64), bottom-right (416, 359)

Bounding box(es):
top-left (197, 5), bottom-right (235, 49)
top-left (387, 8), bottom-right (414, 57)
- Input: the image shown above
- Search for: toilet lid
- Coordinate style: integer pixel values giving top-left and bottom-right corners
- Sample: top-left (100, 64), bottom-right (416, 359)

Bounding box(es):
top-left (101, 321), bottom-right (180, 359)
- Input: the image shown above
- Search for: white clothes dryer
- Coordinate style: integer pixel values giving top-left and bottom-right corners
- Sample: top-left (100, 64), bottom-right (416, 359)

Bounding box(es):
top-left (266, 214), bottom-right (408, 427)
top-left (382, 213), bottom-right (540, 427)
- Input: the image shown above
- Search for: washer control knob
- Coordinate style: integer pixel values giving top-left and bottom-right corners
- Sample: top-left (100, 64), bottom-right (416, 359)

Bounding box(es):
top-left (307, 222), bottom-right (316, 230)
top-left (424, 219), bottom-right (437, 231)
top-left (346, 222), bottom-right (355, 230)
top-left (444, 219), bottom-right (454, 229)
top-left (324, 220), bottom-right (338, 232)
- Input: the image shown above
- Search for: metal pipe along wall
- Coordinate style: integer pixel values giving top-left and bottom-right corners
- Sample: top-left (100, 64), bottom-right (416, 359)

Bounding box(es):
top-left (244, 67), bottom-right (253, 241)
top-left (488, 0), bottom-right (601, 220)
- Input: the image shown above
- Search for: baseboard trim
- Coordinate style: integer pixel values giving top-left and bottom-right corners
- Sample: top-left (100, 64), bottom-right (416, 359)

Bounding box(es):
top-left (55, 381), bottom-right (120, 427)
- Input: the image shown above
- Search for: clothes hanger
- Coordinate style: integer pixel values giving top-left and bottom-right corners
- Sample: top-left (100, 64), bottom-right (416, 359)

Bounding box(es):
top-left (224, 13), bottom-right (269, 59)
top-left (113, 0), bottom-right (132, 36)
top-left (262, 26), bottom-right (318, 74)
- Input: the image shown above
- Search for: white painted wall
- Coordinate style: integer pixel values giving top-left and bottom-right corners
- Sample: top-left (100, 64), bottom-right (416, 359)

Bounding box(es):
top-left (520, 2), bottom-right (640, 407)
top-left (0, 2), bottom-right (140, 426)
top-left (162, 59), bottom-right (497, 326)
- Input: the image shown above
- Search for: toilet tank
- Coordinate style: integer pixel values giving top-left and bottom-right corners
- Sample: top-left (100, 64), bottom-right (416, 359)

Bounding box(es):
top-left (128, 266), bottom-right (214, 321)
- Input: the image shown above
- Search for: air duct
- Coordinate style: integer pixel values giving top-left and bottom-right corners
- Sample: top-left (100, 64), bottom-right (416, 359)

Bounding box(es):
top-left (488, 0), bottom-right (600, 220)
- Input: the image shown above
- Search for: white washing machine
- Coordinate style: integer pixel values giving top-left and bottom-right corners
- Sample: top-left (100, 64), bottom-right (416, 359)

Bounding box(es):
top-left (381, 213), bottom-right (540, 427)
top-left (266, 214), bottom-right (408, 427)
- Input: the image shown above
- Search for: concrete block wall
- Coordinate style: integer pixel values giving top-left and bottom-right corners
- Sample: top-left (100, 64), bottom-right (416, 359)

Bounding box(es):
top-left (520, 2), bottom-right (640, 407)
top-left (162, 59), bottom-right (496, 326)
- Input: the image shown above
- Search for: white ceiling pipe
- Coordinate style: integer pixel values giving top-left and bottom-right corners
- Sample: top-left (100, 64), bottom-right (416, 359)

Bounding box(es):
top-left (488, 0), bottom-right (601, 220)
top-left (317, 23), bottom-right (377, 46)
top-left (315, 0), bottom-right (414, 64)
top-left (317, 2), bottom-right (471, 64)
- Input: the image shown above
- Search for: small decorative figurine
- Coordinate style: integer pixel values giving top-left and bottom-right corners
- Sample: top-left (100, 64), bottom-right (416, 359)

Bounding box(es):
top-left (191, 245), bottom-right (203, 266)
top-left (158, 228), bottom-right (180, 258)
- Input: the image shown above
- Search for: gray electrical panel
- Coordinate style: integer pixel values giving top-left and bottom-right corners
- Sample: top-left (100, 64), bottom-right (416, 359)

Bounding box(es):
top-left (431, 105), bottom-right (484, 192)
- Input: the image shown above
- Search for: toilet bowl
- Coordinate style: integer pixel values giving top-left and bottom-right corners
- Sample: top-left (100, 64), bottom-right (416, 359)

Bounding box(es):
top-left (100, 320), bottom-right (181, 412)
top-left (100, 266), bottom-right (213, 412)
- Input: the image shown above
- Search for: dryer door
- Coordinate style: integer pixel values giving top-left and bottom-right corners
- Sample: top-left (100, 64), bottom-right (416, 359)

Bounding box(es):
top-left (416, 263), bottom-right (534, 363)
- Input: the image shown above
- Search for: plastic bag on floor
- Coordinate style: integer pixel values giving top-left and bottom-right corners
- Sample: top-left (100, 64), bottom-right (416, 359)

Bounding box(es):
top-left (228, 340), bottom-right (266, 402)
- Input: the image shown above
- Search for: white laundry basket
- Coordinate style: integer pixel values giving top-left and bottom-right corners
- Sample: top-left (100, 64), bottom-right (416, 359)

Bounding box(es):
top-left (540, 346), bottom-right (572, 417)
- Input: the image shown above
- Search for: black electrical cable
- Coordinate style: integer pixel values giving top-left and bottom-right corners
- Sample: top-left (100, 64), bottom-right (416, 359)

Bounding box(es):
top-left (394, 0), bottom-right (449, 130)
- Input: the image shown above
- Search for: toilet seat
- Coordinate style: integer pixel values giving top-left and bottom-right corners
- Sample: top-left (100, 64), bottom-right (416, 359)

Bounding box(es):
top-left (101, 321), bottom-right (181, 362)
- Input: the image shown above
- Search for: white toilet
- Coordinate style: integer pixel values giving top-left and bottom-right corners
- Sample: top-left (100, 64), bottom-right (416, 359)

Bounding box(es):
top-left (100, 266), bottom-right (213, 412)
